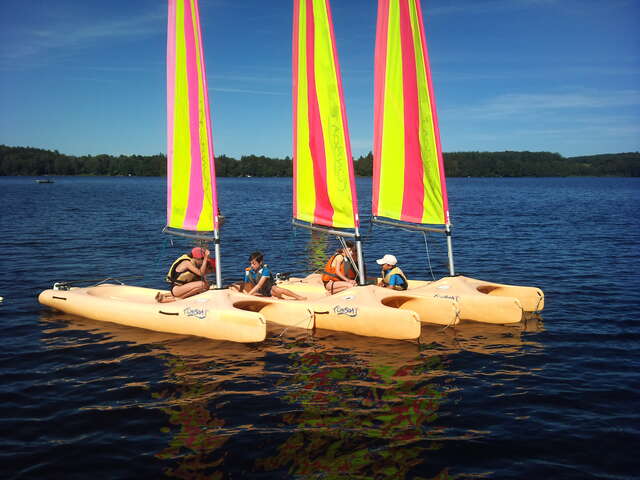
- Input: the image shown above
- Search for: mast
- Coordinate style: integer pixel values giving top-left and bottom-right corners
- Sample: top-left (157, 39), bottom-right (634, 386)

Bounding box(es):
top-left (372, 0), bottom-right (455, 276)
top-left (445, 224), bottom-right (454, 276)
top-left (165, 0), bottom-right (222, 288)
top-left (354, 226), bottom-right (366, 285)
top-left (292, 0), bottom-right (365, 285)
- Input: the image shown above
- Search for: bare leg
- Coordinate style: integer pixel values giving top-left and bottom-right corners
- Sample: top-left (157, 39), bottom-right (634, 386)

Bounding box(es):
top-left (324, 280), bottom-right (353, 295)
top-left (323, 281), bottom-right (334, 296)
top-left (231, 282), bottom-right (262, 295)
top-left (240, 283), bottom-right (253, 294)
top-left (271, 285), bottom-right (306, 300)
top-left (158, 281), bottom-right (209, 302)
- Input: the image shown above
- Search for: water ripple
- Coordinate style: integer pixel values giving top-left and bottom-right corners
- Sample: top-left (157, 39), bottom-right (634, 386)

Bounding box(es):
top-left (1, 177), bottom-right (639, 479)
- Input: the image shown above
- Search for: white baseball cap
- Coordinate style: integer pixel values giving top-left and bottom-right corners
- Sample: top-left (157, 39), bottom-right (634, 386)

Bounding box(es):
top-left (376, 254), bottom-right (397, 265)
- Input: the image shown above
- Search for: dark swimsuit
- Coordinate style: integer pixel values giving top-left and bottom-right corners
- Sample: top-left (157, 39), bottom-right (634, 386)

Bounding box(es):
top-left (246, 266), bottom-right (274, 296)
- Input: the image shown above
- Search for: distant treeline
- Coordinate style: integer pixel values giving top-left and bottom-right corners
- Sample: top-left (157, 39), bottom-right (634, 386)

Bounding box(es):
top-left (1, 145), bottom-right (638, 177)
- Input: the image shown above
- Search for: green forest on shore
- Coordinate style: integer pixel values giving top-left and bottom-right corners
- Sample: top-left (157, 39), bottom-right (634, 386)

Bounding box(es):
top-left (1, 145), bottom-right (638, 177)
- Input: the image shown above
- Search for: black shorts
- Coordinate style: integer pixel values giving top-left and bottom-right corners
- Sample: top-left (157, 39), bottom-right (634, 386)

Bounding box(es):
top-left (252, 278), bottom-right (273, 297)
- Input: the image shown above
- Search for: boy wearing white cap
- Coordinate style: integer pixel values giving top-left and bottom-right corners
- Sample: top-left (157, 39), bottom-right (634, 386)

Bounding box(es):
top-left (376, 254), bottom-right (408, 291)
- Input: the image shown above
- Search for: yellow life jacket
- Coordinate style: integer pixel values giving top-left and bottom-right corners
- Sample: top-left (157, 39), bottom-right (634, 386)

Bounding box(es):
top-left (382, 266), bottom-right (408, 291)
top-left (165, 255), bottom-right (200, 285)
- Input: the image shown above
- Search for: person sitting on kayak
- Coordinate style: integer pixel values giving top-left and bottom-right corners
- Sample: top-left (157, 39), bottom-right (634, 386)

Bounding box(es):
top-left (233, 251), bottom-right (306, 300)
top-left (156, 247), bottom-right (216, 303)
top-left (322, 241), bottom-right (358, 294)
top-left (376, 254), bottom-right (408, 291)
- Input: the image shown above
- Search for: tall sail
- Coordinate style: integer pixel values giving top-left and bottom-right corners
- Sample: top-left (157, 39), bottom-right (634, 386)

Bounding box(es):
top-left (373, 0), bottom-right (449, 226)
top-left (166, 0), bottom-right (219, 235)
top-left (292, 0), bottom-right (359, 230)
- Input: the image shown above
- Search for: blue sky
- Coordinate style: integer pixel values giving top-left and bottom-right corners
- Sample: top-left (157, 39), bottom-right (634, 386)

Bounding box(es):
top-left (1, 0), bottom-right (638, 158)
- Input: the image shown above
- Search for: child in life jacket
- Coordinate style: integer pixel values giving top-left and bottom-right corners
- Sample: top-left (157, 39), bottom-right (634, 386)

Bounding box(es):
top-left (156, 247), bottom-right (216, 303)
top-left (321, 241), bottom-right (358, 295)
top-left (376, 254), bottom-right (408, 291)
top-left (233, 251), bottom-right (306, 300)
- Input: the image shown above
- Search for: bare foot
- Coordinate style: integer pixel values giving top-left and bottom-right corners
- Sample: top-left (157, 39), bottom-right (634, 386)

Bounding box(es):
top-left (156, 292), bottom-right (175, 303)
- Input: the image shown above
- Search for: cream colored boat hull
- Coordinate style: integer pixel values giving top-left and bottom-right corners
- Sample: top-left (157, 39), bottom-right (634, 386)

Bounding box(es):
top-left (372, 288), bottom-right (460, 326)
top-left (38, 283), bottom-right (423, 342)
top-left (38, 284), bottom-right (267, 343)
top-left (233, 286), bottom-right (422, 340)
top-left (308, 285), bottom-right (422, 340)
top-left (404, 275), bottom-right (544, 325)
top-left (276, 275), bottom-right (457, 333)
top-left (279, 273), bottom-right (543, 326)
top-left (230, 292), bottom-right (315, 330)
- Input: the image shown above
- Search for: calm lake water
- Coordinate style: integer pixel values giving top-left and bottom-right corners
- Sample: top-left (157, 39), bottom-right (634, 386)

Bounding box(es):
top-left (1, 176), bottom-right (638, 479)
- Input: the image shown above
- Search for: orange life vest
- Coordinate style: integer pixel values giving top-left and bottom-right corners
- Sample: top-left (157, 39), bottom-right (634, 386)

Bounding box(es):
top-left (321, 253), bottom-right (357, 283)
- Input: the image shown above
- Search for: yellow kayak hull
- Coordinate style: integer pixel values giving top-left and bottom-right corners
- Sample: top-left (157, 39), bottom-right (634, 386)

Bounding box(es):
top-left (38, 284), bottom-right (267, 343)
top-left (276, 276), bottom-right (458, 332)
top-left (279, 273), bottom-right (543, 326)
top-left (404, 275), bottom-right (544, 324)
top-left (232, 285), bottom-right (423, 340)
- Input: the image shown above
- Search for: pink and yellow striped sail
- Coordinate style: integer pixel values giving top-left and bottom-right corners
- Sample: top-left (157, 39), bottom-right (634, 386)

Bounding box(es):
top-left (373, 0), bottom-right (450, 226)
top-left (293, 0), bottom-right (359, 229)
top-left (166, 0), bottom-right (219, 233)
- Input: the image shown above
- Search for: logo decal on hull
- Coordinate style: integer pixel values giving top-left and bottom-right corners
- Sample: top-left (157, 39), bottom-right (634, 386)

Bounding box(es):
top-left (184, 307), bottom-right (207, 319)
top-left (433, 293), bottom-right (459, 302)
top-left (333, 305), bottom-right (358, 317)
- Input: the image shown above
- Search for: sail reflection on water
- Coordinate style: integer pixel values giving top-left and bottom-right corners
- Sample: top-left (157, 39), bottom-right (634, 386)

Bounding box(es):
top-left (40, 312), bottom-right (541, 478)
top-left (255, 334), bottom-right (452, 479)
top-left (305, 229), bottom-right (330, 273)
top-left (40, 313), bottom-right (266, 479)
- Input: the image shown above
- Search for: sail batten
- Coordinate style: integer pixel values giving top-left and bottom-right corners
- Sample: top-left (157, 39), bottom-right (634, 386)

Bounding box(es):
top-left (293, 0), bottom-right (358, 230)
top-left (373, 0), bottom-right (449, 226)
top-left (167, 0), bottom-right (218, 234)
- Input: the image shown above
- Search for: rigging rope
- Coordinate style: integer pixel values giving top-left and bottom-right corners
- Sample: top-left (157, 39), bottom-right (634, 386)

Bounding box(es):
top-left (437, 305), bottom-right (460, 331)
top-left (422, 231), bottom-right (436, 281)
top-left (51, 275), bottom-right (145, 290)
top-left (275, 308), bottom-right (315, 338)
top-left (371, 220), bottom-right (438, 280)
top-left (337, 235), bottom-right (361, 279)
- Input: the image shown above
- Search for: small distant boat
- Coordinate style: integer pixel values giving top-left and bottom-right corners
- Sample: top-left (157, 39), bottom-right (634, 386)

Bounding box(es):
top-left (35, 179), bottom-right (54, 184)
